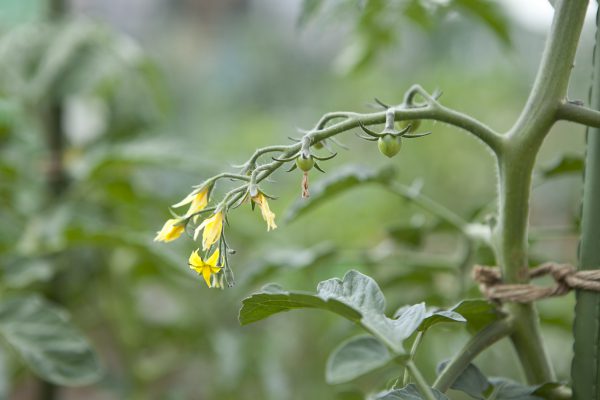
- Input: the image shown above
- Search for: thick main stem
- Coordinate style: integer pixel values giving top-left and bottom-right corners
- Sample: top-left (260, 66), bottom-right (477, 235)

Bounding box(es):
top-left (495, 0), bottom-right (589, 385)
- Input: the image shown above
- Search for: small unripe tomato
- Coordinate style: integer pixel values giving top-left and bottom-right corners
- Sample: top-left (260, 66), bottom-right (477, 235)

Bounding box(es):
top-left (296, 154), bottom-right (314, 171)
top-left (396, 119), bottom-right (421, 132)
top-left (378, 134), bottom-right (402, 158)
top-left (313, 141), bottom-right (324, 150)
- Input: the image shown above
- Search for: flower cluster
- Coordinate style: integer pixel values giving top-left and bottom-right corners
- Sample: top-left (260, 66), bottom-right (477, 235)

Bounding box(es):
top-left (154, 183), bottom-right (277, 288)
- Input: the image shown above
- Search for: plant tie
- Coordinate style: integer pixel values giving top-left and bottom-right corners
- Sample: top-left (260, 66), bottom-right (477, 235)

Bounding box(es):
top-left (472, 262), bottom-right (600, 303)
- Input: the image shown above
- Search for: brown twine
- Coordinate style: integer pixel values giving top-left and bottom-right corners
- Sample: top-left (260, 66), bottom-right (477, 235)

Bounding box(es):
top-left (472, 263), bottom-right (600, 303)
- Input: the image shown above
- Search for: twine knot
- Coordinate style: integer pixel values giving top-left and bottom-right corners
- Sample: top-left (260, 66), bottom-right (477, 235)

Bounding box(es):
top-left (472, 263), bottom-right (600, 303)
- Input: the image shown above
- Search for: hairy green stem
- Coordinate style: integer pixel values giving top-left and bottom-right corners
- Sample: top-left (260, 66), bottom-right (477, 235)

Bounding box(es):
top-left (251, 93), bottom-right (501, 184)
top-left (557, 101), bottom-right (600, 127)
top-left (401, 332), bottom-right (425, 387)
top-left (510, 0), bottom-right (588, 145)
top-left (495, 0), bottom-right (589, 385)
top-left (241, 145), bottom-right (291, 174)
top-left (209, 172), bottom-right (251, 183)
top-left (406, 360), bottom-right (436, 400)
top-left (433, 318), bottom-right (514, 392)
top-left (315, 111), bottom-right (357, 129)
top-left (309, 100), bottom-right (502, 151)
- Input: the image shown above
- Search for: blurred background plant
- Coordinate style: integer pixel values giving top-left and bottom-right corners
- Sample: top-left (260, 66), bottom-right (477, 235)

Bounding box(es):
top-left (0, 0), bottom-right (592, 399)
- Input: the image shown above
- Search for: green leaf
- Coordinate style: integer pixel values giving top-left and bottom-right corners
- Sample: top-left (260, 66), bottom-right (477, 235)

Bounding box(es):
top-left (240, 270), bottom-right (427, 354)
top-left (3, 258), bottom-right (54, 288)
top-left (326, 335), bottom-right (391, 384)
top-left (28, 22), bottom-right (100, 101)
top-left (488, 378), bottom-right (545, 400)
top-left (0, 296), bottom-right (102, 385)
top-left (375, 384), bottom-right (449, 399)
top-left (539, 153), bottom-right (583, 178)
top-left (450, 0), bottom-right (511, 46)
top-left (284, 165), bottom-right (396, 222)
top-left (394, 304), bottom-right (466, 332)
top-left (403, 0), bottom-right (435, 30)
top-left (238, 281), bottom-right (362, 326)
top-left (436, 361), bottom-right (489, 399)
top-left (451, 299), bottom-right (501, 334)
top-left (317, 272), bottom-right (423, 352)
top-left (393, 303), bottom-right (427, 331)
top-left (335, 390), bottom-right (364, 400)
top-left (418, 309), bottom-right (466, 332)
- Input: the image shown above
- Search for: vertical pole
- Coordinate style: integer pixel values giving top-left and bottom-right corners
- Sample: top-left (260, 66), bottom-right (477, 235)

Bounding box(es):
top-left (572, 3), bottom-right (600, 399)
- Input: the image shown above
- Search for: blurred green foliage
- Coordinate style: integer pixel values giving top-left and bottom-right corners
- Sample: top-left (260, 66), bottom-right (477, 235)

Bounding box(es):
top-left (0, 0), bottom-right (590, 399)
top-left (299, 0), bottom-right (512, 74)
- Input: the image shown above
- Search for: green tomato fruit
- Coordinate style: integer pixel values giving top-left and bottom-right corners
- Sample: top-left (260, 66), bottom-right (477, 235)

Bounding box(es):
top-left (378, 135), bottom-right (402, 158)
top-left (313, 141), bottom-right (324, 150)
top-left (296, 155), bottom-right (314, 171)
top-left (396, 119), bottom-right (421, 132)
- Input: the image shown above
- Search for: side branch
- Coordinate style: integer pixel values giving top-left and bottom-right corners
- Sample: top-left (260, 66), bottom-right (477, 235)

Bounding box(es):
top-left (307, 103), bottom-right (503, 154)
top-left (432, 318), bottom-right (514, 393)
top-left (556, 101), bottom-right (600, 128)
top-left (252, 103), bottom-right (501, 186)
top-left (220, 86), bottom-right (502, 208)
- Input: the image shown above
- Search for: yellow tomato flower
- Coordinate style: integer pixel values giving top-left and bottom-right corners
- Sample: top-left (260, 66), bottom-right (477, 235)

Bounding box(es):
top-left (188, 249), bottom-right (221, 288)
top-left (253, 193), bottom-right (277, 231)
top-left (194, 211), bottom-right (224, 250)
top-left (154, 218), bottom-right (185, 242)
top-left (172, 186), bottom-right (209, 220)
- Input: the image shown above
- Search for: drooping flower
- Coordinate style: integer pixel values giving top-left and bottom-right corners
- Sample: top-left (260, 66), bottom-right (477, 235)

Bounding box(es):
top-left (154, 218), bottom-right (185, 242)
top-left (194, 211), bottom-right (224, 250)
top-left (188, 248), bottom-right (221, 288)
top-left (172, 186), bottom-right (210, 220)
top-left (252, 193), bottom-right (277, 231)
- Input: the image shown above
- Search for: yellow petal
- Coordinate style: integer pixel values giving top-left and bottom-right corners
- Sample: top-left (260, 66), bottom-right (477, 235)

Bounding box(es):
top-left (189, 264), bottom-right (202, 274)
top-left (193, 223), bottom-right (204, 241)
top-left (154, 219), bottom-right (185, 242)
top-left (195, 212), bottom-right (212, 235)
top-left (185, 189), bottom-right (209, 217)
top-left (205, 249), bottom-right (220, 267)
top-left (253, 194), bottom-right (277, 231)
top-left (201, 211), bottom-right (223, 250)
top-left (172, 190), bottom-right (197, 208)
top-left (202, 267), bottom-right (212, 288)
top-left (264, 209), bottom-right (277, 231)
top-left (210, 265), bottom-right (222, 274)
top-left (188, 249), bottom-right (204, 268)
